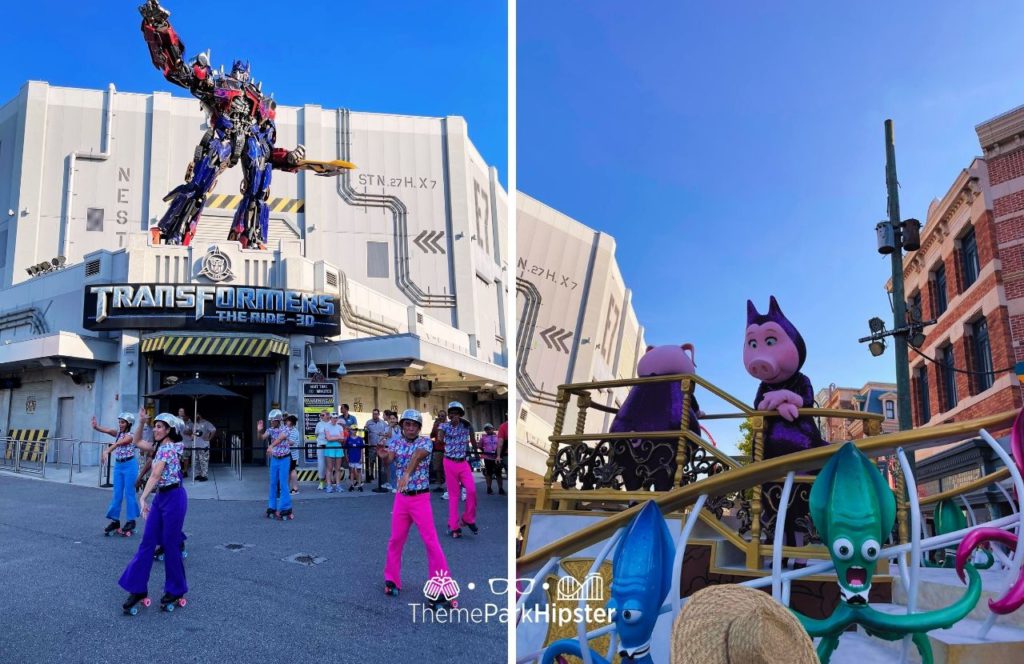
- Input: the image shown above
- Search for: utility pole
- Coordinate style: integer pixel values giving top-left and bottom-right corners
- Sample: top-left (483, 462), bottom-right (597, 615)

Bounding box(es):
top-left (885, 119), bottom-right (914, 443)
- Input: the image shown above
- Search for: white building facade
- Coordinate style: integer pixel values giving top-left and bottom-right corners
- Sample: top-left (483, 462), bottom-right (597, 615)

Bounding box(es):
top-left (516, 194), bottom-right (646, 480)
top-left (0, 81), bottom-right (508, 465)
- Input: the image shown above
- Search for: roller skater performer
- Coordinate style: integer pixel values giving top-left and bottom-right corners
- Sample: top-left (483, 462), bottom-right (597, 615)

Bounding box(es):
top-left (438, 401), bottom-right (478, 537)
top-left (479, 424), bottom-right (505, 496)
top-left (118, 408), bottom-right (188, 614)
top-left (258, 410), bottom-right (293, 519)
top-left (378, 410), bottom-right (453, 605)
top-left (94, 412), bottom-right (141, 536)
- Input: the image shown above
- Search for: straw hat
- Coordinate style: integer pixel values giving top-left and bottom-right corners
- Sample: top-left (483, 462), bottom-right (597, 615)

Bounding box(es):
top-left (671, 585), bottom-right (817, 664)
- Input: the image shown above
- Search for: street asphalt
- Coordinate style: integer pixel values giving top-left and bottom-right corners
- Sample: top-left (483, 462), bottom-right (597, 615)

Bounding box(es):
top-left (0, 471), bottom-right (510, 663)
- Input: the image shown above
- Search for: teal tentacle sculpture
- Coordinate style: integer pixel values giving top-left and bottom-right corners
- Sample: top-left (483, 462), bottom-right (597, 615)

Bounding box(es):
top-left (923, 499), bottom-right (993, 569)
top-left (792, 442), bottom-right (982, 663)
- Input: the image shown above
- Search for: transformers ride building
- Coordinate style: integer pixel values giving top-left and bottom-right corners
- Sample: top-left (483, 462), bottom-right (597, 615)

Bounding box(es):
top-left (0, 80), bottom-right (508, 465)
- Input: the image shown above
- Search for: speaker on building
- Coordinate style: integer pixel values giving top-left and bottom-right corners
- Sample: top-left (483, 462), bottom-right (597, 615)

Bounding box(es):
top-left (408, 379), bottom-right (432, 398)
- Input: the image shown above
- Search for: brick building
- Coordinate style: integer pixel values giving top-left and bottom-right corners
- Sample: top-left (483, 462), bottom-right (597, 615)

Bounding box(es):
top-left (893, 105), bottom-right (1024, 509)
top-left (815, 382), bottom-right (899, 442)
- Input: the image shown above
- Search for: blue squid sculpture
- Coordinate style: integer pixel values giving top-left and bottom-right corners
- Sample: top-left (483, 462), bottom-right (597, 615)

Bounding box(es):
top-left (541, 500), bottom-right (674, 664)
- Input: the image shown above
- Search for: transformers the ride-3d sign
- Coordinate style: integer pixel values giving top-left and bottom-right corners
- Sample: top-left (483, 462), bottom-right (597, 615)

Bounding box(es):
top-left (82, 283), bottom-right (341, 336)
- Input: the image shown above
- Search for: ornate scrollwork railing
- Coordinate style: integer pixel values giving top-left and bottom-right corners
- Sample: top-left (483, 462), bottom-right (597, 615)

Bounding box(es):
top-left (536, 373), bottom-right (913, 570)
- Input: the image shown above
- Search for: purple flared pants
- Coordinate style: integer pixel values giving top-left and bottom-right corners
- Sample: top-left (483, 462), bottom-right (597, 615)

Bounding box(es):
top-left (118, 485), bottom-right (188, 596)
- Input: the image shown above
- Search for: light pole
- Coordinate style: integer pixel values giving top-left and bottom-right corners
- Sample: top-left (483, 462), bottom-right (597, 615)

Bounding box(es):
top-left (859, 120), bottom-right (928, 471)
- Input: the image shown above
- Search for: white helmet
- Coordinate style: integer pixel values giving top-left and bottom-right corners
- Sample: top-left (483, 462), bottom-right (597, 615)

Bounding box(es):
top-left (399, 409), bottom-right (423, 428)
top-left (117, 412), bottom-right (136, 426)
top-left (447, 401), bottom-right (465, 416)
top-left (268, 409), bottom-right (283, 422)
top-left (153, 412), bottom-right (180, 434)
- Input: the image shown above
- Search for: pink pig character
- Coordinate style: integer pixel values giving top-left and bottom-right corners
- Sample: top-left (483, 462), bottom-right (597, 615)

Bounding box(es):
top-left (744, 296), bottom-right (825, 459)
top-left (609, 344), bottom-right (703, 491)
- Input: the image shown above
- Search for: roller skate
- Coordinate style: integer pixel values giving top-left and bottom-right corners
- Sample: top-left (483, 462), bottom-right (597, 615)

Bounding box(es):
top-left (104, 520), bottom-right (121, 536)
top-left (278, 508), bottom-right (294, 521)
top-left (266, 508), bottom-right (276, 519)
top-left (384, 580), bottom-right (399, 597)
top-left (154, 541), bottom-right (187, 562)
top-left (122, 592), bottom-right (150, 616)
top-left (461, 518), bottom-right (478, 535)
top-left (160, 592), bottom-right (187, 612)
top-left (448, 527), bottom-right (463, 539)
top-left (426, 593), bottom-right (453, 610)
top-left (118, 520), bottom-right (137, 537)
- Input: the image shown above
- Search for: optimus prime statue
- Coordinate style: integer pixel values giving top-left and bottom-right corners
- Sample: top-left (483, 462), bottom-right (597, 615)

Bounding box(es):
top-left (139, 0), bottom-right (307, 249)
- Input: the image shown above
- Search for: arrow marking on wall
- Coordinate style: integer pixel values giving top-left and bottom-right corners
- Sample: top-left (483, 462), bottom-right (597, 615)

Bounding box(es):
top-left (540, 325), bottom-right (573, 354)
top-left (414, 230), bottom-right (446, 254)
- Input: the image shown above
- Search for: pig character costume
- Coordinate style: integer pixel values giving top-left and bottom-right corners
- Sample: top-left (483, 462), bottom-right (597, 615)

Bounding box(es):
top-left (744, 296), bottom-right (825, 458)
top-left (610, 344), bottom-right (701, 491)
top-left (745, 296), bottom-right (825, 547)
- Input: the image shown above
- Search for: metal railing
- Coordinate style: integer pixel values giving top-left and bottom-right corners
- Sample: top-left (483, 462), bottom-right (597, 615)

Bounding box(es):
top-left (519, 409), bottom-right (1016, 574)
top-left (0, 436), bottom-right (50, 478)
top-left (230, 435), bottom-right (243, 480)
top-left (536, 373), bottom-right (886, 568)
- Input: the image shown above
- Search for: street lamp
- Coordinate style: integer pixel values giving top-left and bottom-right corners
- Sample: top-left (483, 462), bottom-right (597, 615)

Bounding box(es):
top-left (869, 339), bottom-right (886, 357)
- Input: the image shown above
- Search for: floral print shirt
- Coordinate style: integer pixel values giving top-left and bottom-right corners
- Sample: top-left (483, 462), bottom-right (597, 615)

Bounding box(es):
top-left (268, 426), bottom-right (289, 457)
top-left (112, 432), bottom-right (137, 462)
top-left (154, 441), bottom-right (184, 487)
top-left (440, 422), bottom-right (472, 459)
top-left (479, 433), bottom-right (500, 459)
top-left (387, 435), bottom-right (432, 492)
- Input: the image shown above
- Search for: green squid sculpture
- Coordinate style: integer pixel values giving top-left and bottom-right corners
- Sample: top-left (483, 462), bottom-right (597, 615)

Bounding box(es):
top-left (923, 499), bottom-right (993, 569)
top-left (792, 442), bottom-right (982, 663)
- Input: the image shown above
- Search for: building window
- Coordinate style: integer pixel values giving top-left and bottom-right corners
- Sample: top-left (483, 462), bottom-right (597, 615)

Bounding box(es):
top-left (908, 291), bottom-right (922, 321)
top-left (916, 366), bottom-right (930, 424)
top-left (940, 344), bottom-right (957, 411)
top-left (366, 241), bottom-right (389, 278)
top-left (971, 317), bottom-right (994, 393)
top-left (884, 400), bottom-right (895, 420)
top-left (933, 264), bottom-right (948, 316)
top-left (961, 227), bottom-right (980, 290)
top-left (86, 208), bottom-right (104, 232)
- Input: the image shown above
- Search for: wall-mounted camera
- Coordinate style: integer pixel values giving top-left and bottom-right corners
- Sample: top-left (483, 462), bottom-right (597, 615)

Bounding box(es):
top-left (62, 367), bottom-right (95, 385)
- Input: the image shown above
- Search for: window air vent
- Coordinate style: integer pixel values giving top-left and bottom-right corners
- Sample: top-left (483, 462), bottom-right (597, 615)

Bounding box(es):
top-left (519, 408), bottom-right (528, 421)
top-left (417, 313), bottom-right (424, 324)
top-left (326, 271), bottom-right (338, 288)
top-left (85, 259), bottom-right (101, 277)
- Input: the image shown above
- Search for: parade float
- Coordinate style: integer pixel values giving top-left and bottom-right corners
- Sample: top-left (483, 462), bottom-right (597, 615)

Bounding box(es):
top-left (515, 298), bottom-right (1024, 663)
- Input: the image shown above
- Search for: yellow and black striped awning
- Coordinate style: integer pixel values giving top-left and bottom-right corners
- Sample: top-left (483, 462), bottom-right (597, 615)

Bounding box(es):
top-left (206, 194), bottom-right (305, 214)
top-left (140, 334), bottom-right (289, 358)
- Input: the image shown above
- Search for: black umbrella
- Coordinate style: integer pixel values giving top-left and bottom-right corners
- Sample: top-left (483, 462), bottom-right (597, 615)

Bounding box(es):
top-left (146, 376), bottom-right (244, 482)
top-left (146, 377), bottom-right (243, 400)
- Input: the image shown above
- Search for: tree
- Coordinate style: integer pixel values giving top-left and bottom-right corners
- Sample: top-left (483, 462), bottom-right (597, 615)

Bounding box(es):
top-left (737, 419), bottom-right (754, 461)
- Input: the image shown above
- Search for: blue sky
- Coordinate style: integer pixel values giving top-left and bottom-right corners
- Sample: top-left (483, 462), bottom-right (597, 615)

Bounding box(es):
top-left (0, 1), bottom-right (507, 179)
top-left (518, 1), bottom-right (1024, 453)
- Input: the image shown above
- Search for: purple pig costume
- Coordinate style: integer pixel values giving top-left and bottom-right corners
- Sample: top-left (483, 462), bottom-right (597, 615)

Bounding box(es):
top-left (610, 345), bottom-right (701, 492)
top-left (746, 298), bottom-right (826, 458)
top-left (745, 297), bottom-right (825, 548)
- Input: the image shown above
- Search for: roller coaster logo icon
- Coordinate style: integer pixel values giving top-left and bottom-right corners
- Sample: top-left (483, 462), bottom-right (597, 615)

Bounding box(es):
top-left (556, 573), bottom-right (604, 601)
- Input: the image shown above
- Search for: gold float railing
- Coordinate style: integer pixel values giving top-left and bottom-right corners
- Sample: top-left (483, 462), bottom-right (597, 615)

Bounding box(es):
top-left (537, 374), bottom-right (886, 568)
top-left (918, 466), bottom-right (1011, 507)
top-left (520, 397), bottom-right (1016, 574)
